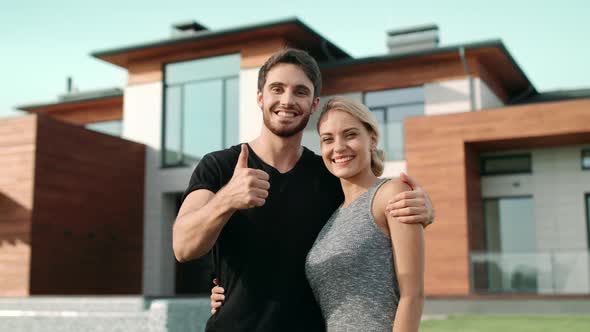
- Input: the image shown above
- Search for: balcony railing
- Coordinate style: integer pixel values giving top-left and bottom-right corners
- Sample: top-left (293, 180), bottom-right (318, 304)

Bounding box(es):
top-left (469, 250), bottom-right (590, 294)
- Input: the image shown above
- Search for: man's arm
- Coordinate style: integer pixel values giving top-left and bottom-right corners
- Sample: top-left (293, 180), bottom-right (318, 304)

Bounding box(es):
top-left (173, 189), bottom-right (233, 262)
top-left (173, 144), bottom-right (270, 262)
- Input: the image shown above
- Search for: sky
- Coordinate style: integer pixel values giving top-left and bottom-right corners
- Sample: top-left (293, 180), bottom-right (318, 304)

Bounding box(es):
top-left (1, 0), bottom-right (588, 118)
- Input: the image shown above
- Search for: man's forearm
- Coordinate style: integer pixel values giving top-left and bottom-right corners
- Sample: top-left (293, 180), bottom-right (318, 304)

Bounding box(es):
top-left (173, 188), bottom-right (236, 262)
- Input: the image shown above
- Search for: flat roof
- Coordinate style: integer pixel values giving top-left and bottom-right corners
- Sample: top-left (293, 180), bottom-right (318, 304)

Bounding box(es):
top-left (92, 17), bottom-right (351, 67)
top-left (16, 88), bottom-right (123, 112)
top-left (514, 88), bottom-right (590, 104)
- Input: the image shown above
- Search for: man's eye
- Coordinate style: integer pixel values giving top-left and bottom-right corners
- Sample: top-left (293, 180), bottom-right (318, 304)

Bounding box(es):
top-left (346, 133), bottom-right (357, 138)
top-left (321, 137), bottom-right (333, 143)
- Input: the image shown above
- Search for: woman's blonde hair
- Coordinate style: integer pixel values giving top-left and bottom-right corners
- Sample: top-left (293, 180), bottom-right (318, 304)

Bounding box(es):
top-left (316, 96), bottom-right (385, 176)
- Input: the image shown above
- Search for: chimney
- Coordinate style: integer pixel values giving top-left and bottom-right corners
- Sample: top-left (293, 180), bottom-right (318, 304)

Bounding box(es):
top-left (387, 24), bottom-right (439, 55)
top-left (171, 20), bottom-right (208, 37)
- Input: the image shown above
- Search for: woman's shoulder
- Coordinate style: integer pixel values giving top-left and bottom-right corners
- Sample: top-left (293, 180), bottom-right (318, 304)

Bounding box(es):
top-left (373, 178), bottom-right (411, 210)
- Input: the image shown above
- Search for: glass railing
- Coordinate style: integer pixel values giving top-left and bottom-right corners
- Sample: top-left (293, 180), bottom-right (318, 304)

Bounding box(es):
top-left (469, 250), bottom-right (590, 294)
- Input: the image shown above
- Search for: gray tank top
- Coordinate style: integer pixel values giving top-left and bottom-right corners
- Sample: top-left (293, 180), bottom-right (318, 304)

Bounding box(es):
top-left (305, 178), bottom-right (400, 331)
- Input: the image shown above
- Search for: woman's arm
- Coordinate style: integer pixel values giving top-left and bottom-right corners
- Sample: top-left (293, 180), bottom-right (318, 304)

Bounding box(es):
top-left (378, 180), bottom-right (425, 332)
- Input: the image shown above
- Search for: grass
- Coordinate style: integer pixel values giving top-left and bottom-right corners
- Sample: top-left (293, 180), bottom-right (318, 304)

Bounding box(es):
top-left (420, 315), bottom-right (590, 332)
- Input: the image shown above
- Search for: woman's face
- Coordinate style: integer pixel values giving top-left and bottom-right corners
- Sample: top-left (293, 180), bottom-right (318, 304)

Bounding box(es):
top-left (318, 110), bottom-right (376, 179)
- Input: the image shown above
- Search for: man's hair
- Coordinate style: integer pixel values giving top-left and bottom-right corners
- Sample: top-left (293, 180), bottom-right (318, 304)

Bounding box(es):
top-left (257, 48), bottom-right (322, 98)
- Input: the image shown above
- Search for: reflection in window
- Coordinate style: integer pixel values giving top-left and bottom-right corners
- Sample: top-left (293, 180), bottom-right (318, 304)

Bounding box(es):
top-left (484, 197), bottom-right (536, 253)
top-left (586, 193), bottom-right (590, 248)
top-left (364, 87), bottom-right (424, 160)
top-left (163, 54), bottom-right (240, 167)
top-left (85, 120), bottom-right (122, 137)
top-left (481, 154), bottom-right (532, 175)
top-left (582, 149), bottom-right (590, 170)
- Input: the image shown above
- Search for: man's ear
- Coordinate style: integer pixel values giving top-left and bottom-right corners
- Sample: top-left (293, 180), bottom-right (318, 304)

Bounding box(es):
top-left (256, 90), bottom-right (263, 110)
top-left (310, 97), bottom-right (321, 114)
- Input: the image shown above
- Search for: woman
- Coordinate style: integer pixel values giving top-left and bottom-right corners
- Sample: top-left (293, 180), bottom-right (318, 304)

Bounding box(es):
top-left (304, 96), bottom-right (424, 331)
top-left (211, 96), bottom-right (425, 331)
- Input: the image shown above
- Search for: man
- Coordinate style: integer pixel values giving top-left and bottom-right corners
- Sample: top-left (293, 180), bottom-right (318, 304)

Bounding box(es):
top-left (173, 48), bottom-right (433, 331)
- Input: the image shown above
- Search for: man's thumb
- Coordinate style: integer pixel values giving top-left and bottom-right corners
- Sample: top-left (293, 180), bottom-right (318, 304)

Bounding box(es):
top-left (400, 172), bottom-right (417, 190)
top-left (235, 144), bottom-right (249, 169)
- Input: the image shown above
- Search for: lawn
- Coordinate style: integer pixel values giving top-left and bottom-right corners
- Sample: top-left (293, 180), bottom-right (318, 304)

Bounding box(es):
top-left (420, 315), bottom-right (590, 332)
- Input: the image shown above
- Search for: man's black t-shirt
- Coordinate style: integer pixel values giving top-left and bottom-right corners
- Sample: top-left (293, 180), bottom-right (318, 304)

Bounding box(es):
top-left (183, 143), bottom-right (343, 332)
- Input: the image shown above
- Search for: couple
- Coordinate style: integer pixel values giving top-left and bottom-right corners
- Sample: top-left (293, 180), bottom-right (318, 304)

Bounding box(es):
top-left (173, 48), bottom-right (430, 332)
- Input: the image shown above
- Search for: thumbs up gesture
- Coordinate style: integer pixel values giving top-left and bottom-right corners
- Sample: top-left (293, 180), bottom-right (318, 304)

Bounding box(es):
top-left (224, 144), bottom-right (270, 209)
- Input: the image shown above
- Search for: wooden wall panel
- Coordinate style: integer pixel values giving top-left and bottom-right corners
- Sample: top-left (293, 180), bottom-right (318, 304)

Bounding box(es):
top-left (0, 116), bottom-right (36, 296)
top-left (405, 98), bottom-right (590, 296)
top-left (29, 115), bottom-right (145, 294)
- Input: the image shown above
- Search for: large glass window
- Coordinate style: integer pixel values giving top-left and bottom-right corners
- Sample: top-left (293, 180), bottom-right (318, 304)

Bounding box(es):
top-left (475, 196), bottom-right (538, 293)
top-left (484, 197), bottom-right (536, 253)
top-left (364, 87), bottom-right (424, 160)
top-left (163, 53), bottom-right (240, 166)
top-left (85, 120), bottom-right (122, 137)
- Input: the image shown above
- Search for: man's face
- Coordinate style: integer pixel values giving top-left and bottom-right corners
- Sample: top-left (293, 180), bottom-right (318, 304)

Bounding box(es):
top-left (257, 63), bottom-right (320, 137)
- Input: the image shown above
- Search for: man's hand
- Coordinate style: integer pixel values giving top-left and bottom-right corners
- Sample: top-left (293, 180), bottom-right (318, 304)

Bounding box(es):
top-left (223, 144), bottom-right (270, 210)
top-left (386, 172), bottom-right (435, 227)
top-left (210, 279), bottom-right (225, 315)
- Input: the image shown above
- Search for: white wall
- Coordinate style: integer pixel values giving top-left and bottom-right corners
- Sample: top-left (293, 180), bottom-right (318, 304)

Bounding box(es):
top-left (124, 82), bottom-right (195, 296)
top-left (239, 67), bottom-right (262, 142)
top-left (424, 77), bottom-right (504, 115)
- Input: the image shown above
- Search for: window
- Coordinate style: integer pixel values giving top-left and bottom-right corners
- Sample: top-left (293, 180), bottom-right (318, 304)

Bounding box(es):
top-left (480, 154), bottom-right (531, 175)
top-left (364, 87), bottom-right (424, 160)
top-left (586, 193), bottom-right (590, 248)
top-left (163, 53), bottom-right (240, 167)
top-left (483, 197), bottom-right (536, 253)
top-left (85, 120), bottom-right (122, 137)
top-left (476, 196), bottom-right (538, 293)
top-left (582, 149), bottom-right (590, 170)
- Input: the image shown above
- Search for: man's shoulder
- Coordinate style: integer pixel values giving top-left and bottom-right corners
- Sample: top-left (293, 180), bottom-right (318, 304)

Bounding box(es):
top-left (199, 144), bottom-right (242, 165)
top-left (302, 146), bottom-right (326, 167)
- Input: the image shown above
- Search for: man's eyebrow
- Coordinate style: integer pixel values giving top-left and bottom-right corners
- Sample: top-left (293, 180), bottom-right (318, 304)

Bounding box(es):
top-left (268, 82), bottom-right (285, 87)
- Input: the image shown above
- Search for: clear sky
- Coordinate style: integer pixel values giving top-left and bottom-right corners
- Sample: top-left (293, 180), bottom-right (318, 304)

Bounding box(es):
top-left (1, 0), bottom-right (588, 118)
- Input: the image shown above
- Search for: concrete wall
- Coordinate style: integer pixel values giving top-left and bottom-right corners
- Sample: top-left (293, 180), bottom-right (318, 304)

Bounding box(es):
top-left (123, 82), bottom-right (186, 296)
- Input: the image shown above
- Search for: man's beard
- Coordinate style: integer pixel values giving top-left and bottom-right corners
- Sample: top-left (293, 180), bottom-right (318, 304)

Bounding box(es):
top-left (262, 103), bottom-right (312, 138)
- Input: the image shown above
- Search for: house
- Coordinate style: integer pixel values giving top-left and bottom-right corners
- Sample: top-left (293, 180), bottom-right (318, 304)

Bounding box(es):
top-left (2, 17), bottom-right (589, 298)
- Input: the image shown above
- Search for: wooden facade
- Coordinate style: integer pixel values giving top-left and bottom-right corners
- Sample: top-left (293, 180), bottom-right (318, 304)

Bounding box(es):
top-left (404, 98), bottom-right (590, 295)
top-left (0, 116), bottom-right (36, 296)
top-left (0, 115), bottom-right (145, 295)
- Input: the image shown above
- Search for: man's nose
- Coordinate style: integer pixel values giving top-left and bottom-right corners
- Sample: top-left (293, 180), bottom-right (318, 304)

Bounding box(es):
top-left (280, 91), bottom-right (295, 106)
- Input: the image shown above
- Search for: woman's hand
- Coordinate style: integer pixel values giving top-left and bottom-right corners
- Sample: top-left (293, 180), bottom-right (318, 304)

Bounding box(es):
top-left (210, 279), bottom-right (225, 315)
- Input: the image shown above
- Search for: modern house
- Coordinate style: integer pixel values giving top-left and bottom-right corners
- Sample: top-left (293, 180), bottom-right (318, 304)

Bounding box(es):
top-left (2, 18), bottom-right (589, 299)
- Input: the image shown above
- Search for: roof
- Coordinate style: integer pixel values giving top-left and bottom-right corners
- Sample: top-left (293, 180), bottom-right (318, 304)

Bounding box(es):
top-left (91, 17), bottom-right (351, 68)
top-left (16, 88), bottom-right (123, 112)
top-left (513, 88), bottom-right (590, 105)
top-left (320, 39), bottom-right (536, 102)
